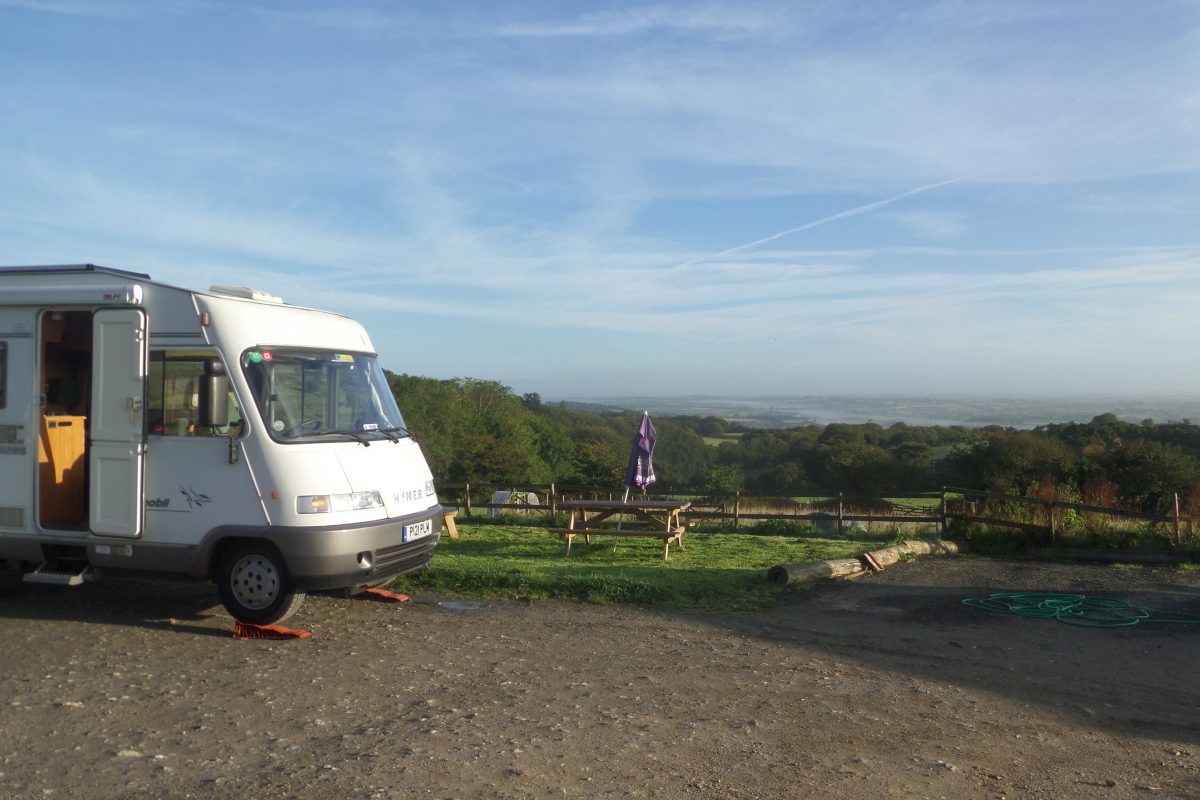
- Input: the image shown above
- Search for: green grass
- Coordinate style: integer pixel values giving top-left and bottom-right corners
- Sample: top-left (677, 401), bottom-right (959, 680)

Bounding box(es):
top-left (389, 524), bottom-right (877, 610)
top-left (883, 496), bottom-right (941, 508)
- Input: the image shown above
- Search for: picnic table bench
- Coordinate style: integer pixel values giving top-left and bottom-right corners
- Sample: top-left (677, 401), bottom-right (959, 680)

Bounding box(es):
top-left (441, 506), bottom-right (458, 538)
top-left (550, 499), bottom-right (692, 560)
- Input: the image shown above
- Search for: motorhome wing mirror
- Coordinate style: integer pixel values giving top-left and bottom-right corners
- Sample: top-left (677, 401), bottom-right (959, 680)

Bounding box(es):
top-left (198, 374), bottom-right (231, 428)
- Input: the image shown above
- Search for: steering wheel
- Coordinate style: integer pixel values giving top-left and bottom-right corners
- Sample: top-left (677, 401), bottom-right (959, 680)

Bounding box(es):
top-left (281, 418), bottom-right (324, 437)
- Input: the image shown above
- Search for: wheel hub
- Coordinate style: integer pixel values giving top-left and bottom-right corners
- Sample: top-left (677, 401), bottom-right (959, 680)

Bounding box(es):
top-left (229, 554), bottom-right (280, 610)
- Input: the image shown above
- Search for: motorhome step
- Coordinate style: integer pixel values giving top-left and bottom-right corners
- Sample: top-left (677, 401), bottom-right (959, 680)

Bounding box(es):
top-left (23, 563), bottom-right (97, 586)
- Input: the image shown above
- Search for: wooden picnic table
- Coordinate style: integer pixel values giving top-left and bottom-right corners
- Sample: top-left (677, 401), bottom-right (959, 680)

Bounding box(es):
top-left (551, 499), bottom-right (692, 560)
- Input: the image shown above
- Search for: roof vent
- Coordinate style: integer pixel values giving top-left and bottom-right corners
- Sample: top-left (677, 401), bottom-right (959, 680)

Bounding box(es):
top-left (209, 285), bottom-right (283, 304)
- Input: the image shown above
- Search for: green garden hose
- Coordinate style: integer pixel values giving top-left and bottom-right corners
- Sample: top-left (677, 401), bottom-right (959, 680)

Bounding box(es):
top-left (963, 592), bottom-right (1200, 628)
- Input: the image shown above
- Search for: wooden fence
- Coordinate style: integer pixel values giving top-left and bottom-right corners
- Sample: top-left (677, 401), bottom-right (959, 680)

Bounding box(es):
top-left (944, 486), bottom-right (1186, 545)
top-left (439, 482), bottom-right (1189, 543)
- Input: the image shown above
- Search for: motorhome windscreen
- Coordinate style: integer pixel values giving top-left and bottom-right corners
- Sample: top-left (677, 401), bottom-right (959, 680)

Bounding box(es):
top-left (240, 349), bottom-right (408, 444)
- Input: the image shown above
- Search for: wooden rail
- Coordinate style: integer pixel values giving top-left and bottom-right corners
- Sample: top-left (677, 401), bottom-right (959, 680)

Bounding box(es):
top-left (440, 482), bottom-right (1186, 542)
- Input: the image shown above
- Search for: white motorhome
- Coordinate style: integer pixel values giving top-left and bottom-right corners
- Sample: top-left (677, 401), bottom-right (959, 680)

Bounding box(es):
top-left (0, 264), bottom-right (443, 623)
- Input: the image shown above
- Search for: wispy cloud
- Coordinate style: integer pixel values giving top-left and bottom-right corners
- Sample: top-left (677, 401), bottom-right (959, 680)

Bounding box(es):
top-left (674, 177), bottom-right (970, 269)
top-left (884, 210), bottom-right (968, 240)
top-left (494, 4), bottom-right (776, 39)
top-left (5, 150), bottom-right (1199, 352)
top-left (0, 0), bottom-right (137, 16)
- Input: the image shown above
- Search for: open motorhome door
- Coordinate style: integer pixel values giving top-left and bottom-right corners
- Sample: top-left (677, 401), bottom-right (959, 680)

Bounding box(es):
top-left (89, 308), bottom-right (147, 537)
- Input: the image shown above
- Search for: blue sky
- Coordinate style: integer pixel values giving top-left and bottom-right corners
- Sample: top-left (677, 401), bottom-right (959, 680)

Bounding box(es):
top-left (2, 1), bottom-right (1199, 399)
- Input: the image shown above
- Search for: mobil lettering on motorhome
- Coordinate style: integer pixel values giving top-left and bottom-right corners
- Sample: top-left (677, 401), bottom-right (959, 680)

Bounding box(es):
top-left (0, 264), bottom-right (443, 624)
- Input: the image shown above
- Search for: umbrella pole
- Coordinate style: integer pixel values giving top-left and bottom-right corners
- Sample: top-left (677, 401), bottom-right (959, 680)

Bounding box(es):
top-left (618, 486), bottom-right (631, 531)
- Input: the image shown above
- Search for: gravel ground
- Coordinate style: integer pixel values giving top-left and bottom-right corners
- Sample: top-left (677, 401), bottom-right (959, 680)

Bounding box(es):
top-left (1, 556), bottom-right (1199, 799)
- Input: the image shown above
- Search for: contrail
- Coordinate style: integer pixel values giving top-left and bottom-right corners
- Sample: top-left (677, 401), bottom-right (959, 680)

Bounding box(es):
top-left (674, 175), bottom-right (970, 270)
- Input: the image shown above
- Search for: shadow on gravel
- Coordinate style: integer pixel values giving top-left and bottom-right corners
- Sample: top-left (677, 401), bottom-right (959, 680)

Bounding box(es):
top-left (672, 557), bottom-right (1200, 745)
top-left (0, 573), bottom-right (230, 637)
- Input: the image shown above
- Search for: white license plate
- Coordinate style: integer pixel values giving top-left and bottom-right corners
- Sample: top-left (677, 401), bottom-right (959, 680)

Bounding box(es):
top-left (402, 519), bottom-right (433, 542)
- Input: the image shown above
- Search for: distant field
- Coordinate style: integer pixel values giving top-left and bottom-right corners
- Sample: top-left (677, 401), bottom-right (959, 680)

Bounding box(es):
top-left (391, 523), bottom-right (877, 609)
top-left (701, 433), bottom-right (743, 447)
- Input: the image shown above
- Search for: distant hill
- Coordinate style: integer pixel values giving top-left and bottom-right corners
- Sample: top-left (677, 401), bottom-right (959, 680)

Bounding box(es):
top-left (554, 395), bottom-right (1200, 430)
top-left (558, 400), bottom-right (630, 415)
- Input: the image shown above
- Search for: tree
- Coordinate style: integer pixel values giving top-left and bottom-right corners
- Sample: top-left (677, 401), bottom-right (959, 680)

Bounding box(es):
top-left (448, 433), bottom-right (529, 484)
top-left (571, 441), bottom-right (625, 485)
top-left (386, 373), bottom-right (462, 480)
top-left (749, 460), bottom-right (808, 493)
top-left (1102, 442), bottom-right (1200, 512)
top-left (701, 465), bottom-right (742, 499)
top-left (818, 423), bottom-right (866, 447)
top-left (823, 443), bottom-right (896, 495)
top-left (942, 432), bottom-right (1076, 494)
top-left (386, 372), bottom-right (556, 484)
top-left (527, 414), bottom-right (575, 481)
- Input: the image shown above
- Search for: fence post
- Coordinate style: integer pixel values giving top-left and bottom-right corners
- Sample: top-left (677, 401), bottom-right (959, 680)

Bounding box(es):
top-left (734, 490), bottom-right (741, 529)
top-left (1174, 492), bottom-right (1181, 546)
top-left (550, 482), bottom-right (557, 521)
top-left (939, 488), bottom-right (947, 538)
top-left (1047, 499), bottom-right (1056, 542)
top-left (464, 482), bottom-right (472, 518)
top-left (837, 491), bottom-right (844, 535)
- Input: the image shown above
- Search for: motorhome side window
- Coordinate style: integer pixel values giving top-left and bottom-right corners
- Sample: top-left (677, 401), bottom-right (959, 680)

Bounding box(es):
top-left (147, 351), bottom-right (243, 436)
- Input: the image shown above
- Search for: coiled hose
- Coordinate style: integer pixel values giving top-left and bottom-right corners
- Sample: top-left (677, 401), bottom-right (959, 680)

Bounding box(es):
top-left (963, 592), bottom-right (1200, 628)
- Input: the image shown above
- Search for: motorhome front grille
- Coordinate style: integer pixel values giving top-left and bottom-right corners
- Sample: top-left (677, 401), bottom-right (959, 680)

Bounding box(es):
top-left (0, 506), bottom-right (25, 530)
top-left (373, 537), bottom-right (438, 576)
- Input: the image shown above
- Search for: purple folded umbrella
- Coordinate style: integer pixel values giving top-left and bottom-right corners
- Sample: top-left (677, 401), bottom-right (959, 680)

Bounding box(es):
top-left (623, 411), bottom-right (656, 494)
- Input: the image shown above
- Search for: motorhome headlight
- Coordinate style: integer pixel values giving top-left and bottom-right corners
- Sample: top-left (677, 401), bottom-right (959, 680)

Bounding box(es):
top-left (297, 491), bottom-right (383, 514)
top-left (348, 490), bottom-right (384, 510)
top-left (297, 495), bottom-right (331, 514)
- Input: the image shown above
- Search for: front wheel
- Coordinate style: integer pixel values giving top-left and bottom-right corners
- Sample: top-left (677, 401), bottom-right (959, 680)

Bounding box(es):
top-left (216, 542), bottom-right (305, 624)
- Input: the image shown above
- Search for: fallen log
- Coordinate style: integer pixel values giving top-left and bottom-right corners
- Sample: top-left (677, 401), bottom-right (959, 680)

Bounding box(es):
top-left (927, 539), bottom-right (964, 556)
top-left (768, 558), bottom-right (865, 586)
top-left (768, 540), bottom-right (967, 586)
top-left (862, 539), bottom-right (964, 568)
top-left (862, 544), bottom-right (910, 569)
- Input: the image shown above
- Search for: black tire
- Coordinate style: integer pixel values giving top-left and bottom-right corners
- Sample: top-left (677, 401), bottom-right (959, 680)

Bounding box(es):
top-left (215, 541), bottom-right (305, 624)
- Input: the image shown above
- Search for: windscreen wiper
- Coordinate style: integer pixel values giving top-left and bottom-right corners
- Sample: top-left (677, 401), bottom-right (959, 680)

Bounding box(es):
top-left (376, 426), bottom-right (414, 442)
top-left (327, 429), bottom-right (372, 447)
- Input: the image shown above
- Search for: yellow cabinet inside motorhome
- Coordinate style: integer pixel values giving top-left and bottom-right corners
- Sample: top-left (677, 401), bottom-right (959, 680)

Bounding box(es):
top-left (38, 415), bottom-right (87, 527)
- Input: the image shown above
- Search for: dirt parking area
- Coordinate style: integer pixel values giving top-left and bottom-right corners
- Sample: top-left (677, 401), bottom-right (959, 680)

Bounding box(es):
top-left (1, 556), bottom-right (1199, 800)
